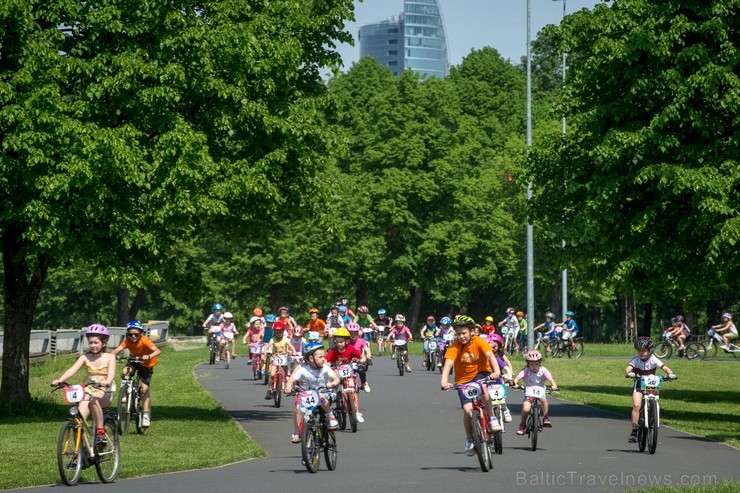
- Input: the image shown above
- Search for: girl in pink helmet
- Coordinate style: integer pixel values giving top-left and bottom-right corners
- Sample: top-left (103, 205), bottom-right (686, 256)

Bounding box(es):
top-left (513, 350), bottom-right (559, 435)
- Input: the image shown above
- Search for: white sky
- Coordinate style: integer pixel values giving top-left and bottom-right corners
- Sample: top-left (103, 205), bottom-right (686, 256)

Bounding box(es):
top-left (334, 0), bottom-right (604, 71)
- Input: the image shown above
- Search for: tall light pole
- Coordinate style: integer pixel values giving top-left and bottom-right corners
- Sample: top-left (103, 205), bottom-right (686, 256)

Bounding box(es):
top-left (526, 0), bottom-right (535, 352)
top-left (554, 0), bottom-right (568, 321)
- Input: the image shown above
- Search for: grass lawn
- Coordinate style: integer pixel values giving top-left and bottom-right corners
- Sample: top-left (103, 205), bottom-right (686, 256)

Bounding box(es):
top-left (0, 340), bottom-right (737, 490)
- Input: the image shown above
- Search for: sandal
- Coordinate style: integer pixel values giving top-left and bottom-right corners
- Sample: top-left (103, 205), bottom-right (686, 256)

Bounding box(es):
top-left (291, 433), bottom-right (300, 444)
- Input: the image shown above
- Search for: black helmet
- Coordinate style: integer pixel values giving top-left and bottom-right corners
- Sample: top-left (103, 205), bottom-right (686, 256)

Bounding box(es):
top-left (634, 337), bottom-right (654, 351)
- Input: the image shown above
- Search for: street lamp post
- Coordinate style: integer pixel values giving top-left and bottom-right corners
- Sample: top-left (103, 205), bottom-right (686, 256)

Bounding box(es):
top-left (554, 0), bottom-right (568, 321)
top-left (526, 0), bottom-right (535, 353)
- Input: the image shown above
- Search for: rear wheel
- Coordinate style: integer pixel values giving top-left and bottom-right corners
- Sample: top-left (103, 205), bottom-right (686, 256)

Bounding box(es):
top-left (567, 340), bottom-right (584, 359)
top-left (301, 420), bottom-right (320, 473)
top-left (647, 399), bottom-right (659, 454)
top-left (95, 417), bottom-right (120, 483)
top-left (472, 411), bottom-right (490, 472)
top-left (57, 421), bottom-right (83, 486)
top-left (654, 341), bottom-right (672, 359)
top-left (324, 429), bottom-right (338, 470)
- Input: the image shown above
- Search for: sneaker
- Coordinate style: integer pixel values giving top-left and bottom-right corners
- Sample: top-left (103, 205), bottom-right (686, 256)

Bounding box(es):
top-left (121, 394), bottom-right (127, 404)
top-left (356, 412), bottom-right (365, 423)
top-left (437, 361), bottom-right (442, 368)
top-left (142, 413), bottom-right (151, 427)
top-left (405, 364), bottom-right (412, 372)
top-left (96, 434), bottom-right (107, 451)
top-left (216, 356), bottom-right (220, 362)
top-left (291, 433), bottom-right (300, 444)
top-left (543, 415), bottom-right (552, 427)
top-left (516, 423), bottom-right (526, 435)
top-left (503, 408), bottom-right (513, 423)
top-left (362, 382), bottom-right (371, 393)
top-left (489, 416), bottom-right (502, 432)
top-left (464, 438), bottom-right (476, 456)
top-left (265, 390), bottom-right (272, 400)
top-left (422, 360), bottom-right (427, 368)
top-left (628, 430), bottom-right (638, 443)
top-left (328, 416), bottom-right (339, 430)
top-left (391, 352), bottom-right (396, 360)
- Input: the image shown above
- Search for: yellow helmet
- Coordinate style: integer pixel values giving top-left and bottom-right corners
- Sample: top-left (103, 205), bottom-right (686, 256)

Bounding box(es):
top-left (333, 327), bottom-right (351, 338)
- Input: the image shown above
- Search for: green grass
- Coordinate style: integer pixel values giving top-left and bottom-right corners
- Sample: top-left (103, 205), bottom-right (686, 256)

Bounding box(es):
top-left (0, 344), bottom-right (263, 489)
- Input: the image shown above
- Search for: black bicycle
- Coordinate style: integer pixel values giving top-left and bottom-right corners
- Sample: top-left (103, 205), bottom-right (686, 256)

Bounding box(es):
top-left (627, 373), bottom-right (676, 454)
top-left (515, 385), bottom-right (559, 451)
top-left (116, 357), bottom-right (148, 435)
top-left (296, 390), bottom-right (338, 473)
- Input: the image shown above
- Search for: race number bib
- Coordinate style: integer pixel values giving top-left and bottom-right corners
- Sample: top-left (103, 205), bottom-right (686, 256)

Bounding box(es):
top-left (64, 385), bottom-right (85, 403)
top-left (298, 391), bottom-right (319, 414)
top-left (443, 333), bottom-right (455, 342)
top-left (337, 365), bottom-right (354, 378)
top-left (272, 355), bottom-right (287, 366)
top-left (487, 383), bottom-right (508, 400)
top-left (394, 339), bottom-right (407, 347)
top-left (641, 375), bottom-right (661, 389)
top-left (461, 383), bottom-right (481, 399)
top-left (428, 341), bottom-right (437, 350)
top-left (525, 386), bottom-right (546, 399)
top-left (249, 343), bottom-right (262, 354)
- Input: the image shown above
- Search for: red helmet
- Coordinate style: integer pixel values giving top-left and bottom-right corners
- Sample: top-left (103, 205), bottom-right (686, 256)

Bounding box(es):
top-left (273, 321), bottom-right (286, 331)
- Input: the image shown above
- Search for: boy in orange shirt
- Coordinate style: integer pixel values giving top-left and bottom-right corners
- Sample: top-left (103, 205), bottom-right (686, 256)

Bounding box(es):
top-left (440, 315), bottom-right (502, 456)
top-left (111, 320), bottom-right (161, 427)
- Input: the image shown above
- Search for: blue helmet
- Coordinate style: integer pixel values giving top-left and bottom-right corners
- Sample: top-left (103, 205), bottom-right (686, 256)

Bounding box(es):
top-left (440, 317), bottom-right (452, 325)
top-left (212, 304), bottom-right (223, 311)
top-left (127, 320), bottom-right (143, 331)
top-left (565, 310), bottom-right (575, 317)
top-left (303, 341), bottom-right (324, 358)
top-left (339, 305), bottom-right (348, 313)
top-left (265, 313), bottom-right (277, 323)
top-left (378, 308), bottom-right (386, 315)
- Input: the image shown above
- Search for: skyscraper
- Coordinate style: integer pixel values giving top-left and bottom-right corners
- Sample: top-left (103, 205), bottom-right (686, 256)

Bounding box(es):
top-left (358, 0), bottom-right (449, 78)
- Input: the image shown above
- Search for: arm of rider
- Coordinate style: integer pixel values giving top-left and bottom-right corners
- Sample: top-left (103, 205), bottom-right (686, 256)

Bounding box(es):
top-left (284, 371), bottom-right (299, 394)
top-left (51, 355), bottom-right (87, 387)
top-left (661, 364), bottom-right (675, 378)
top-left (485, 350), bottom-right (501, 381)
top-left (327, 370), bottom-right (341, 390)
top-left (102, 353), bottom-right (117, 388)
top-left (440, 359), bottom-right (454, 390)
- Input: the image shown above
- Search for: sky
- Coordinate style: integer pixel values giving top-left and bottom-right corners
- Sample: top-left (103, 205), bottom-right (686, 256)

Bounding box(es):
top-left (334, 0), bottom-right (604, 71)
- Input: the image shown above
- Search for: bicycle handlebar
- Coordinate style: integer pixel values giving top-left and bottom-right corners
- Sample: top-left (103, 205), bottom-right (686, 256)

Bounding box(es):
top-left (625, 372), bottom-right (677, 381)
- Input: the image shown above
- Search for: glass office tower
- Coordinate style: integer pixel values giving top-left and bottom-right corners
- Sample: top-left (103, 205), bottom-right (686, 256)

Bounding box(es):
top-left (358, 0), bottom-right (448, 79)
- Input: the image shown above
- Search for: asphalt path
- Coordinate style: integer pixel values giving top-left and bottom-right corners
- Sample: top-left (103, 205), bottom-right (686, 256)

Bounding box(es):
top-left (24, 352), bottom-right (740, 492)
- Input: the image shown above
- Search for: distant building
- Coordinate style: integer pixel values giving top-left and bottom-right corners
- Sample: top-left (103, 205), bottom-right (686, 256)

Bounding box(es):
top-left (358, 0), bottom-right (449, 78)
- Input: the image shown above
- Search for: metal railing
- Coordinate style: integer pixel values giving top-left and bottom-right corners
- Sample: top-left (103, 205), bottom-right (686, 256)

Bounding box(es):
top-left (0, 321), bottom-right (169, 363)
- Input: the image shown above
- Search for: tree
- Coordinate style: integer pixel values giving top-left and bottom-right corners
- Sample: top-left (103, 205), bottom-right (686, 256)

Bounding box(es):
top-left (0, 0), bottom-right (354, 407)
top-left (528, 0), bottom-right (740, 303)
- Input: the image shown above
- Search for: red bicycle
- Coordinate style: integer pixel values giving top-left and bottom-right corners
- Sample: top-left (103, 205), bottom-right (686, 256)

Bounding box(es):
top-left (270, 354), bottom-right (288, 408)
top-left (249, 343), bottom-right (264, 380)
top-left (449, 378), bottom-right (496, 472)
top-left (334, 363), bottom-right (362, 432)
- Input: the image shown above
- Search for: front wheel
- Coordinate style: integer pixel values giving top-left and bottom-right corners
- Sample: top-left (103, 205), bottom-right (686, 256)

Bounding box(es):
top-left (301, 419), bottom-right (320, 473)
top-left (347, 392), bottom-right (358, 433)
top-left (637, 405), bottom-right (647, 452)
top-left (647, 399), bottom-right (659, 454)
top-left (273, 373), bottom-right (283, 408)
top-left (654, 341), bottom-right (672, 359)
top-left (324, 429), bottom-right (338, 470)
top-left (116, 382), bottom-right (131, 436)
top-left (529, 405), bottom-right (539, 451)
top-left (472, 412), bottom-right (491, 472)
top-left (685, 342), bottom-right (704, 360)
top-left (95, 417), bottom-right (120, 483)
top-left (57, 420), bottom-right (83, 486)
top-left (335, 393), bottom-right (347, 431)
top-left (224, 348), bottom-right (231, 369)
top-left (397, 355), bottom-right (404, 376)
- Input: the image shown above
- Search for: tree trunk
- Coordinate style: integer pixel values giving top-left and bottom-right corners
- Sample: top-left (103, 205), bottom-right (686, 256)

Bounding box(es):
top-left (409, 287), bottom-right (422, 335)
top-left (116, 287), bottom-right (145, 326)
top-left (1, 226), bottom-right (49, 407)
top-left (641, 302), bottom-right (653, 338)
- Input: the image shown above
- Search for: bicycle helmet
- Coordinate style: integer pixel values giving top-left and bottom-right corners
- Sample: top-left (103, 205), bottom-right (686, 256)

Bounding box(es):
top-left (675, 315), bottom-right (685, 322)
top-left (525, 350), bottom-right (542, 362)
top-left (506, 307), bottom-right (515, 315)
top-left (303, 341), bottom-right (324, 358)
top-left (223, 312), bottom-right (233, 319)
top-left (85, 324), bottom-right (110, 337)
top-left (273, 321), bottom-right (285, 331)
top-left (212, 304), bottom-right (223, 311)
top-left (278, 306), bottom-right (290, 314)
top-left (265, 313), bottom-right (277, 323)
top-left (333, 327), bottom-right (351, 338)
top-left (440, 316), bottom-right (452, 325)
top-left (722, 312), bottom-right (732, 320)
top-left (634, 337), bottom-right (654, 350)
top-left (516, 311), bottom-right (524, 317)
top-left (293, 325), bottom-right (304, 336)
top-left (395, 314), bottom-right (406, 322)
top-left (485, 316), bottom-right (494, 323)
top-left (545, 312), bottom-right (555, 319)
top-left (253, 308), bottom-right (263, 317)
top-left (347, 322), bottom-right (360, 332)
top-left (357, 305), bottom-right (369, 313)
top-left (489, 333), bottom-right (504, 346)
top-left (127, 320), bottom-right (143, 331)
top-left (339, 305), bottom-right (348, 313)
top-left (452, 315), bottom-right (475, 327)
top-left (378, 308), bottom-right (387, 315)
top-left (670, 316), bottom-right (680, 324)
top-left (309, 307), bottom-right (320, 314)
top-left (565, 310), bottom-right (575, 317)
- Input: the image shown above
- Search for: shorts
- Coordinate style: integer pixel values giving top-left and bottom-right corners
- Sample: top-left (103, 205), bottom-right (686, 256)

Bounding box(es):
top-left (393, 343), bottom-right (408, 353)
top-left (727, 332), bottom-right (738, 340)
top-left (457, 372), bottom-right (491, 407)
top-left (130, 364), bottom-right (154, 386)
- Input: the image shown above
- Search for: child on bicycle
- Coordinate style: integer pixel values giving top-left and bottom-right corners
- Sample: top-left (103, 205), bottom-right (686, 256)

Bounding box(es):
top-left (53, 324), bottom-right (117, 446)
top-left (421, 316), bottom-right (437, 369)
top-left (710, 312), bottom-right (737, 350)
top-left (625, 337), bottom-right (675, 442)
top-left (440, 315), bottom-right (502, 456)
top-left (486, 332), bottom-right (514, 423)
top-left (219, 312), bottom-right (238, 359)
top-left (327, 326), bottom-right (367, 422)
top-left (111, 320), bottom-right (161, 427)
top-left (284, 342), bottom-right (341, 443)
top-left (288, 326), bottom-right (306, 374)
top-left (264, 321), bottom-right (297, 400)
top-left (388, 314), bottom-right (413, 372)
top-left (513, 350), bottom-right (558, 435)
top-left (662, 315), bottom-right (690, 351)
top-left (348, 323), bottom-right (373, 392)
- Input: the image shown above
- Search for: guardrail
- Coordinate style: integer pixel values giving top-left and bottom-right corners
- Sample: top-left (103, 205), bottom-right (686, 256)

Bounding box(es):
top-left (0, 321), bottom-right (169, 363)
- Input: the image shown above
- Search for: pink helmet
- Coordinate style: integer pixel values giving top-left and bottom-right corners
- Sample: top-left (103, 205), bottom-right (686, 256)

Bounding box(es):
top-left (395, 314), bottom-right (406, 322)
top-left (347, 322), bottom-right (360, 332)
top-left (85, 324), bottom-right (110, 338)
top-left (525, 350), bottom-right (542, 362)
top-left (294, 325), bottom-right (304, 336)
top-left (722, 312), bottom-right (732, 320)
top-left (488, 333), bottom-right (503, 346)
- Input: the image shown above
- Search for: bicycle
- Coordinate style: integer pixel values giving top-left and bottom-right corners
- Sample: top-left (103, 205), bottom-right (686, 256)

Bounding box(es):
top-left (249, 342), bottom-right (264, 380)
top-left (220, 337), bottom-right (232, 369)
top-left (376, 325), bottom-right (387, 355)
top-left (654, 334), bottom-right (705, 360)
top-left (704, 329), bottom-right (740, 360)
top-left (295, 389), bottom-right (338, 473)
top-left (549, 334), bottom-right (585, 359)
top-left (207, 331), bottom-right (220, 365)
top-left (448, 378), bottom-right (496, 472)
top-left (514, 385), bottom-right (559, 451)
top-left (116, 357), bottom-right (149, 435)
top-left (53, 382), bottom-right (120, 486)
top-left (270, 354), bottom-right (289, 408)
top-left (487, 381), bottom-right (508, 455)
top-left (334, 362), bottom-right (362, 433)
top-left (423, 337), bottom-right (437, 371)
top-left (627, 372), bottom-right (677, 454)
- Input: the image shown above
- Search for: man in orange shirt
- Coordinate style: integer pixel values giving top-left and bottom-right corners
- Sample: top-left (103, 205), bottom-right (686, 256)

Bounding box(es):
top-left (111, 320), bottom-right (161, 427)
top-left (440, 315), bottom-right (501, 457)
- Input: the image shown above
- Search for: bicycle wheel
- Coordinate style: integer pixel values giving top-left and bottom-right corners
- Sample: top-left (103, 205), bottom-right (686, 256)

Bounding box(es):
top-left (493, 407), bottom-right (503, 455)
top-left (301, 419), bottom-right (320, 473)
top-left (429, 352), bottom-right (436, 371)
top-left (704, 340), bottom-right (718, 360)
top-left (209, 341), bottom-right (216, 365)
top-left (529, 406), bottom-right (538, 451)
top-left (685, 342), bottom-right (704, 360)
top-left (647, 399), bottom-right (659, 454)
top-left (335, 394), bottom-right (347, 431)
top-left (398, 356), bottom-right (404, 376)
top-left (57, 420), bottom-right (83, 486)
top-left (252, 357), bottom-right (259, 380)
top-left (347, 392), bottom-right (358, 433)
top-left (224, 348), bottom-right (231, 369)
top-left (273, 373), bottom-right (283, 408)
top-left (654, 341), bottom-right (672, 359)
top-left (472, 411), bottom-right (491, 472)
top-left (263, 356), bottom-right (270, 385)
top-left (95, 417), bottom-right (120, 483)
top-left (567, 340), bottom-right (584, 359)
top-left (324, 429), bottom-right (338, 471)
top-left (116, 381), bottom-right (131, 436)
top-left (637, 405), bottom-right (647, 452)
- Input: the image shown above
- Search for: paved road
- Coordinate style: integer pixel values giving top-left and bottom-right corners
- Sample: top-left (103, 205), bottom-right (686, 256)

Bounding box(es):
top-left (25, 353), bottom-right (740, 492)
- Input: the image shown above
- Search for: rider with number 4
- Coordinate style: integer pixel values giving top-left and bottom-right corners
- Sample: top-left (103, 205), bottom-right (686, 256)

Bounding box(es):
top-left (388, 314), bottom-right (413, 372)
top-left (625, 337), bottom-right (675, 443)
top-left (513, 350), bottom-right (558, 435)
top-left (440, 315), bottom-right (502, 456)
top-left (111, 321), bottom-right (160, 428)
